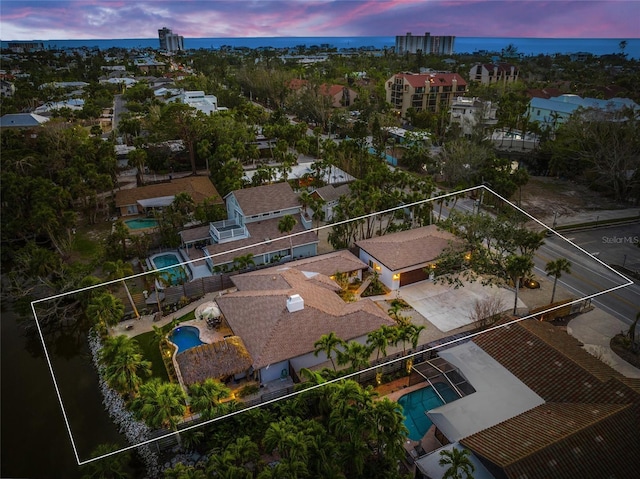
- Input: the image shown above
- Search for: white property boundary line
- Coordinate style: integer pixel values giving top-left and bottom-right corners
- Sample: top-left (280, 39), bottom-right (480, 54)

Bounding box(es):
top-left (30, 184), bottom-right (634, 466)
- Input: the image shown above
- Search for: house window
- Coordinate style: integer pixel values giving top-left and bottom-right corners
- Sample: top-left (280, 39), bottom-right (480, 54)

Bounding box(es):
top-left (126, 205), bottom-right (138, 215)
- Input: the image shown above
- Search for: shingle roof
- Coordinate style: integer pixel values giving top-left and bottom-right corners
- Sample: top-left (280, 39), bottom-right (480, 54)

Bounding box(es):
top-left (115, 176), bottom-right (222, 207)
top-left (356, 225), bottom-right (459, 271)
top-left (204, 217), bottom-right (318, 266)
top-left (229, 182), bottom-right (300, 217)
top-left (217, 268), bottom-right (394, 369)
top-left (460, 402), bottom-right (640, 479)
top-left (312, 184), bottom-right (351, 203)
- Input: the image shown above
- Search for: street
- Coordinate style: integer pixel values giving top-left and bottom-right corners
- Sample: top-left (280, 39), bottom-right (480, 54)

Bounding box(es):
top-left (536, 225), bottom-right (640, 326)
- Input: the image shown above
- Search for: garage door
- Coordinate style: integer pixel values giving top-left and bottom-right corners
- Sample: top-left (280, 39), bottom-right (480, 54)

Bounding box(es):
top-left (399, 267), bottom-right (429, 287)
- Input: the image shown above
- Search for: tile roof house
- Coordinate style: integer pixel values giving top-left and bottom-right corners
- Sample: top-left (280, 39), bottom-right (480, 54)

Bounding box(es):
top-left (416, 319), bottom-right (640, 479)
top-left (180, 182), bottom-right (318, 272)
top-left (385, 72), bottom-right (467, 118)
top-left (216, 259), bottom-right (394, 384)
top-left (356, 225), bottom-right (460, 289)
top-left (114, 176), bottom-right (222, 217)
top-left (286, 79), bottom-right (358, 107)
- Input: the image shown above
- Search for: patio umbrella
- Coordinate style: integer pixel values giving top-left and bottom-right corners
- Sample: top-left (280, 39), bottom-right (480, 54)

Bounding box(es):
top-left (195, 301), bottom-right (221, 320)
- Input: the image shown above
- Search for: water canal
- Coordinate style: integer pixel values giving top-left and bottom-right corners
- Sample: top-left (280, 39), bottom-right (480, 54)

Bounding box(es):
top-left (1, 303), bottom-right (126, 478)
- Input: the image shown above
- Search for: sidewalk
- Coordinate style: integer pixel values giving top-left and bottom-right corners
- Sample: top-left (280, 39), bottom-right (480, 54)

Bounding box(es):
top-left (567, 308), bottom-right (640, 378)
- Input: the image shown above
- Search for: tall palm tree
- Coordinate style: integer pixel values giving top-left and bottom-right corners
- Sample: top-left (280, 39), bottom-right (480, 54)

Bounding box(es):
top-left (438, 447), bottom-right (475, 479)
top-left (86, 292), bottom-right (125, 334)
top-left (103, 259), bottom-right (140, 319)
top-left (505, 254), bottom-right (534, 315)
top-left (337, 341), bottom-right (372, 373)
top-left (99, 335), bottom-right (151, 396)
top-left (545, 258), bottom-right (571, 304)
top-left (367, 325), bottom-right (395, 361)
top-left (132, 378), bottom-right (187, 431)
top-left (370, 398), bottom-right (408, 461)
top-left (313, 332), bottom-right (345, 371)
top-left (188, 378), bottom-right (231, 420)
top-left (277, 214), bottom-right (297, 259)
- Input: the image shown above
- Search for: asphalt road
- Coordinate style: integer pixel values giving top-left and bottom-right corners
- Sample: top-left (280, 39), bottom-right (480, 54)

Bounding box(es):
top-left (537, 225), bottom-right (640, 326)
top-left (438, 198), bottom-right (639, 326)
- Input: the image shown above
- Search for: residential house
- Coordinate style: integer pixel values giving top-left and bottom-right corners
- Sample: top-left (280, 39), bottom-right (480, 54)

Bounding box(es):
top-left (319, 83), bottom-right (358, 108)
top-left (216, 255), bottom-right (394, 384)
top-left (395, 32), bottom-right (455, 55)
top-left (0, 113), bottom-right (50, 129)
top-left (469, 63), bottom-right (520, 86)
top-left (415, 319), bottom-right (640, 478)
top-left (356, 225), bottom-right (460, 289)
top-left (449, 96), bottom-right (498, 136)
top-left (287, 79), bottom-right (358, 108)
top-left (167, 90), bottom-right (221, 115)
top-left (114, 176), bottom-right (222, 217)
top-left (0, 79), bottom-right (15, 98)
top-left (527, 93), bottom-right (639, 130)
top-left (309, 184), bottom-right (351, 222)
top-left (385, 72), bottom-right (467, 118)
top-left (180, 182), bottom-right (318, 272)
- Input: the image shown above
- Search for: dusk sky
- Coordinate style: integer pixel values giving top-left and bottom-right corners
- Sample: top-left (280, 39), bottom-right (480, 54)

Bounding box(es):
top-left (1, 0), bottom-right (638, 40)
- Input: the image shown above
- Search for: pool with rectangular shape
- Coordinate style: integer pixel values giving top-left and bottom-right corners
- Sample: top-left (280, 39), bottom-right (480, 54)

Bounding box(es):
top-left (398, 383), bottom-right (460, 441)
top-left (124, 217), bottom-right (159, 230)
top-left (169, 326), bottom-right (205, 353)
top-left (149, 252), bottom-right (191, 286)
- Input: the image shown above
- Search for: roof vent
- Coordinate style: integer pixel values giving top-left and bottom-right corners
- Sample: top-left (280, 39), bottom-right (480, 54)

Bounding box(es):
top-left (286, 294), bottom-right (304, 313)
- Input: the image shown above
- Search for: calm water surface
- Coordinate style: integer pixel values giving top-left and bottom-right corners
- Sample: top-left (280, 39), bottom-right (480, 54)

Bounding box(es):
top-left (1, 304), bottom-right (125, 478)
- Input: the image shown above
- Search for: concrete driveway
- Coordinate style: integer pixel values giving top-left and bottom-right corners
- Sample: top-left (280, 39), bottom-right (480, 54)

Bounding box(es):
top-left (398, 279), bottom-right (527, 332)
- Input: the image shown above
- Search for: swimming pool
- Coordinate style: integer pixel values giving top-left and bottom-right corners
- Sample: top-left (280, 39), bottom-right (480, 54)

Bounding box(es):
top-left (169, 326), bottom-right (205, 353)
top-left (398, 383), bottom-right (460, 441)
top-left (124, 217), bottom-right (159, 230)
top-left (149, 252), bottom-right (191, 286)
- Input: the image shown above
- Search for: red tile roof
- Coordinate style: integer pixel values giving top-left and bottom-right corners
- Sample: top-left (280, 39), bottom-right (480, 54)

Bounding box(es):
top-left (462, 319), bottom-right (640, 478)
top-left (394, 72), bottom-right (467, 88)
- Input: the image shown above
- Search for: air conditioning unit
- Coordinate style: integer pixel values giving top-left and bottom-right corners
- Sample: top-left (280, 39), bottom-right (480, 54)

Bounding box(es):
top-left (286, 294), bottom-right (304, 313)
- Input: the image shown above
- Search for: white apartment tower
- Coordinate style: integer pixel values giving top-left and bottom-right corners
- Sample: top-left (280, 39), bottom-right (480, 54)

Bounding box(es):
top-left (158, 27), bottom-right (184, 52)
top-left (395, 32), bottom-right (455, 55)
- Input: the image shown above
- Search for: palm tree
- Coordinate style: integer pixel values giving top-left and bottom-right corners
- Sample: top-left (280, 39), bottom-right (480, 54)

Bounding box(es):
top-left (99, 335), bottom-right (151, 396)
top-left (370, 398), bottom-right (408, 461)
top-left (337, 341), bottom-right (372, 373)
top-left (188, 378), bottom-right (231, 420)
top-left (367, 325), bottom-right (395, 361)
top-left (313, 332), bottom-right (345, 371)
top-left (132, 378), bottom-right (187, 431)
top-left (438, 447), bottom-right (475, 479)
top-left (86, 292), bottom-right (125, 334)
top-left (80, 443), bottom-right (131, 479)
top-left (545, 258), bottom-right (571, 304)
top-left (277, 214), bottom-right (297, 259)
top-left (103, 259), bottom-right (140, 319)
top-left (505, 254), bottom-right (534, 315)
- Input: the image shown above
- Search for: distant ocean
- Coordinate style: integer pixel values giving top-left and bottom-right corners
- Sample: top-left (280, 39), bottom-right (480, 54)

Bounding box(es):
top-left (2, 37), bottom-right (639, 59)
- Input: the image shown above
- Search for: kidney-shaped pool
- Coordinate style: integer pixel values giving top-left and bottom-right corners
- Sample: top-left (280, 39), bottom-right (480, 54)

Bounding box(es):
top-left (169, 326), bottom-right (205, 353)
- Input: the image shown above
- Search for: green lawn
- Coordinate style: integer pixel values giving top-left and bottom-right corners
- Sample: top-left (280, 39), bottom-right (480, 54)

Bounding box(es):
top-left (133, 310), bottom-right (196, 382)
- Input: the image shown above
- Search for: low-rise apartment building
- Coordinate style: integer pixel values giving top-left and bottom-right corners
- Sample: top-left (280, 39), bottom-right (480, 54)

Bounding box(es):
top-left (385, 72), bottom-right (467, 118)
